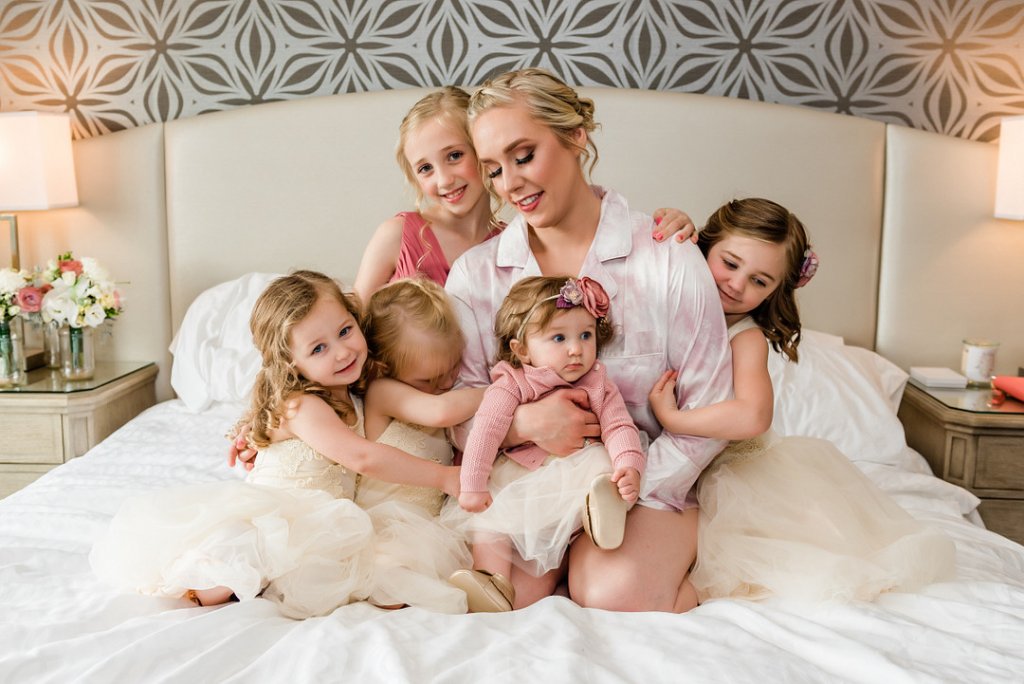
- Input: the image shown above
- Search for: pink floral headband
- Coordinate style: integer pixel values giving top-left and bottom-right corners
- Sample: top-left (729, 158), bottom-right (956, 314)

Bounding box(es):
top-left (515, 277), bottom-right (610, 340)
top-left (796, 249), bottom-right (819, 288)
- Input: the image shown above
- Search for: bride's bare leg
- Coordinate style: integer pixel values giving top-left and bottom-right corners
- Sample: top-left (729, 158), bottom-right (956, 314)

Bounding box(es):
top-left (568, 506), bottom-right (698, 612)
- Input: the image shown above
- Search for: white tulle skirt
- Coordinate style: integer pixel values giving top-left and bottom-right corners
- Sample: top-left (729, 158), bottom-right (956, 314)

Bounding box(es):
top-left (364, 500), bottom-right (470, 613)
top-left (443, 443), bottom-right (613, 576)
top-left (90, 480), bottom-right (377, 619)
top-left (690, 433), bottom-right (956, 604)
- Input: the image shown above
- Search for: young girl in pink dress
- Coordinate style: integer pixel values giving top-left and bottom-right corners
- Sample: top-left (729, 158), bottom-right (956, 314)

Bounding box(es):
top-left (354, 87), bottom-right (695, 301)
top-left (91, 271), bottom-right (466, 618)
top-left (649, 198), bottom-right (955, 603)
top-left (447, 276), bottom-right (645, 612)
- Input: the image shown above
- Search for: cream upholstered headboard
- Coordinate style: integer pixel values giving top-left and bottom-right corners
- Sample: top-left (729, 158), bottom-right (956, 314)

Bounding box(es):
top-left (15, 88), bottom-right (1023, 401)
top-left (162, 88), bottom-right (884, 341)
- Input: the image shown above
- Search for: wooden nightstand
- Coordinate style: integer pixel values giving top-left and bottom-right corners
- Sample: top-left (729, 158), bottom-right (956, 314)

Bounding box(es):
top-left (0, 361), bottom-right (157, 497)
top-left (898, 379), bottom-right (1024, 545)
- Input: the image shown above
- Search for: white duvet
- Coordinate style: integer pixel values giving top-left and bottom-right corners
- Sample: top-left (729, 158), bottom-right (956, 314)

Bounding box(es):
top-left (2, 400), bottom-right (1023, 683)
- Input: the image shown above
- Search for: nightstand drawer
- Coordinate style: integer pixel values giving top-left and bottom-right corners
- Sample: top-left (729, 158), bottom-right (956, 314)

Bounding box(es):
top-left (975, 436), bottom-right (1024, 490)
top-left (978, 499), bottom-right (1024, 546)
top-left (0, 413), bottom-right (63, 464)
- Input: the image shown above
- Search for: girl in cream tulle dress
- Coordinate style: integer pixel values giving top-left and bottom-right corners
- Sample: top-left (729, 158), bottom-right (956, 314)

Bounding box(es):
top-left (649, 199), bottom-right (954, 604)
top-left (91, 271), bottom-right (467, 618)
top-left (357, 278), bottom-right (488, 613)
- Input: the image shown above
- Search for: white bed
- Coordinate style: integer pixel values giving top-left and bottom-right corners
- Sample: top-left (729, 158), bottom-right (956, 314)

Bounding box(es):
top-left (3, 86), bottom-right (1024, 682)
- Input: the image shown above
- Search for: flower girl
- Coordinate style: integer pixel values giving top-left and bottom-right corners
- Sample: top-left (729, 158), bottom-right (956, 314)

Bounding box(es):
top-left (91, 271), bottom-right (460, 618)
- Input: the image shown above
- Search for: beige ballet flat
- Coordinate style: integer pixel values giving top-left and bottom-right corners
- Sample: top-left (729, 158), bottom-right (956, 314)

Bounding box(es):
top-left (449, 569), bottom-right (515, 613)
top-left (582, 474), bottom-right (629, 550)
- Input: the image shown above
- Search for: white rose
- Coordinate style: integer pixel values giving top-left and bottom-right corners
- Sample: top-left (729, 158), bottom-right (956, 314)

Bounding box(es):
top-left (83, 259), bottom-right (110, 282)
top-left (0, 268), bottom-right (26, 294)
top-left (83, 303), bottom-right (106, 328)
top-left (42, 289), bottom-right (75, 325)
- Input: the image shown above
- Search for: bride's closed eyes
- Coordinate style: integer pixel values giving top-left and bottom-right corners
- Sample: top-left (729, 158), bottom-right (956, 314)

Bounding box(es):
top-left (486, 149), bottom-right (535, 179)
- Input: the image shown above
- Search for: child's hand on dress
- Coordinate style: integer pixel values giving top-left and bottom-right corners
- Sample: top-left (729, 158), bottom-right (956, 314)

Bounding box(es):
top-left (459, 490), bottom-right (492, 513)
top-left (648, 369), bottom-right (680, 425)
top-left (612, 467), bottom-right (640, 504)
top-left (651, 208), bottom-right (698, 243)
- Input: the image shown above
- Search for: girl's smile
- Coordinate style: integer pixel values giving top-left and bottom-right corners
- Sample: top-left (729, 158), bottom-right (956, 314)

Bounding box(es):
top-left (706, 234), bottom-right (786, 322)
top-left (289, 297), bottom-right (368, 390)
top-left (403, 117), bottom-right (485, 217)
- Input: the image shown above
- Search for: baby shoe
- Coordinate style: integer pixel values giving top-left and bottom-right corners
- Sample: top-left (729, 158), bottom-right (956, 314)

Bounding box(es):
top-left (581, 474), bottom-right (628, 550)
top-left (449, 569), bottom-right (514, 613)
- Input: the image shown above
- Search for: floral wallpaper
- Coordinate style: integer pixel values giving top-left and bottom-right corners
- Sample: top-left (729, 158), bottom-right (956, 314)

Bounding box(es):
top-left (1, 0), bottom-right (1022, 141)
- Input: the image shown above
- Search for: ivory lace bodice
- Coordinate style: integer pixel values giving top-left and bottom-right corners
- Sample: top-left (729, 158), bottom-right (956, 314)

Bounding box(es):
top-left (356, 420), bottom-right (453, 515)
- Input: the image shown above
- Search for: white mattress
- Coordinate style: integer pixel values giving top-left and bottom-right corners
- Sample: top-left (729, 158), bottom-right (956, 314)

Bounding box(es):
top-left (2, 400), bottom-right (1023, 683)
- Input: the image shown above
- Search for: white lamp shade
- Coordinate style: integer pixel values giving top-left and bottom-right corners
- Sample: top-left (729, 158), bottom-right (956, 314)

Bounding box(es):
top-left (995, 115), bottom-right (1024, 220)
top-left (0, 112), bottom-right (79, 211)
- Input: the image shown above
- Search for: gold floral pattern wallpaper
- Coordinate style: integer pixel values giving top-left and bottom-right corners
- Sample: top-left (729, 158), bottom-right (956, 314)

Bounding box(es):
top-left (1, 0), bottom-right (1022, 141)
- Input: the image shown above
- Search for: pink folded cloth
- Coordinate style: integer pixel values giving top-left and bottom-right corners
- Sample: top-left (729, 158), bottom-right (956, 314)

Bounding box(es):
top-left (992, 376), bottom-right (1024, 403)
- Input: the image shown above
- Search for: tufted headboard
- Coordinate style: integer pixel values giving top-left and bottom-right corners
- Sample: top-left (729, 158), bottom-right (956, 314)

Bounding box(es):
top-left (16, 88), bottom-right (1023, 401)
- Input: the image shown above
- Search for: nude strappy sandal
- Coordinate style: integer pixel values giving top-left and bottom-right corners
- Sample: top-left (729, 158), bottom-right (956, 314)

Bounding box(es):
top-left (448, 569), bottom-right (515, 613)
top-left (581, 473), bottom-right (629, 550)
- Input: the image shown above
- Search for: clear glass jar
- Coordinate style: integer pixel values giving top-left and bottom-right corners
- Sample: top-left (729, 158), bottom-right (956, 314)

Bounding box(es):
top-left (44, 320), bottom-right (62, 369)
top-left (60, 324), bottom-right (96, 381)
top-left (0, 319), bottom-right (26, 387)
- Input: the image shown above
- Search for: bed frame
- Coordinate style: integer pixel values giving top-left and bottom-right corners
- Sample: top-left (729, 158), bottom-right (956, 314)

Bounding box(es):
top-left (16, 87), bottom-right (1024, 401)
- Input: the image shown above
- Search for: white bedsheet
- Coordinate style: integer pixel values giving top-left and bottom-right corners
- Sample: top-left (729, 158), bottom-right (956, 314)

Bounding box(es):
top-left (2, 400), bottom-right (1023, 683)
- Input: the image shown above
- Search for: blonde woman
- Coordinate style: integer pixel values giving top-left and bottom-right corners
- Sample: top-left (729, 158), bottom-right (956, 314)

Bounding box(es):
top-left (446, 68), bottom-right (733, 612)
top-left (354, 87), bottom-right (696, 302)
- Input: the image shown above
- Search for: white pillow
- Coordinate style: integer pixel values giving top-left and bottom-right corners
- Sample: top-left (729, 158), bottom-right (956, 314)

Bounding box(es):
top-left (768, 329), bottom-right (909, 466)
top-left (169, 272), bottom-right (281, 412)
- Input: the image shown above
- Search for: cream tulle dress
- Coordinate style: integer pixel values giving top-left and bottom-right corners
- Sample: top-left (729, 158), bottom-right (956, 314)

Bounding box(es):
top-left (356, 420), bottom-right (470, 613)
top-left (440, 442), bottom-right (616, 576)
top-left (90, 402), bottom-right (379, 619)
top-left (689, 318), bottom-right (956, 604)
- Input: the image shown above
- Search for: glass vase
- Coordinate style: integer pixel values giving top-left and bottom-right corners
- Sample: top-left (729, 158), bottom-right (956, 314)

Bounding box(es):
top-left (44, 320), bottom-right (62, 369)
top-left (0, 319), bottom-right (26, 387)
top-left (60, 324), bottom-right (96, 381)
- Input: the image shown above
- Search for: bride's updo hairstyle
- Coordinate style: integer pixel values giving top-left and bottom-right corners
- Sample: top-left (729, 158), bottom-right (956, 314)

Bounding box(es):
top-left (467, 67), bottom-right (601, 180)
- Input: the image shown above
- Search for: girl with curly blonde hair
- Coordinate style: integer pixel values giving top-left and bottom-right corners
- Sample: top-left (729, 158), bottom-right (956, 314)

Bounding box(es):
top-left (92, 271), bottom-right (463, 618)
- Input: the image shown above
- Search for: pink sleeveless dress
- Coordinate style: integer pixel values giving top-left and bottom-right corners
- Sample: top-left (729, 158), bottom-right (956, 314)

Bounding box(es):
top-left (390, 212), bottom-right (500, 286)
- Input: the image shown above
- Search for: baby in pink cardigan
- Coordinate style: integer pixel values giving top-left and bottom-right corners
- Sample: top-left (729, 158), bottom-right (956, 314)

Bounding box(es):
top-left (448, 276), bottom-right (645, 612)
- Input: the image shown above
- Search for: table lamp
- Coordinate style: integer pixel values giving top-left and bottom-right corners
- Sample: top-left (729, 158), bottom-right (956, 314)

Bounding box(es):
top-left (995, 114), bottom-right (1024, 221)
top-left (0, 112), bottom-right (79, 270)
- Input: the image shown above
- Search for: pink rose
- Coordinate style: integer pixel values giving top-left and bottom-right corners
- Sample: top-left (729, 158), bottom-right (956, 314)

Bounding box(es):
top-left (59, 259), bottom-right (83, 276)
top-left (16, 286), bottom-right (44, 313)
top-left (577, 277), bottom-right (610, 319)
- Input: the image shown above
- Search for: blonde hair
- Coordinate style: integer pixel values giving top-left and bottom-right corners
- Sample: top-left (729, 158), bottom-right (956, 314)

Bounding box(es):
top-left (244, 270), bottom-right (365, 447)
top-left (494, 276), bottom-right (614, 368)
top-left (697, 198), bottom-right (811, 362)
top-left (467, 68), bottom-right (600, 202)
top-left (363, 277), bottom-right (465, 380)
top-left (396, 86), bottom-right (474, 211)
top-left (394, 86), bottom-right (501, 265)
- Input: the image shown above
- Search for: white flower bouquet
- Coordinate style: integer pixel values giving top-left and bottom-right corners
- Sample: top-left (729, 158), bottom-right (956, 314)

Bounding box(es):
top-left (41, 252), bottom-right (123, 328)
top-left (0, 267), bottom-right (35, 323)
